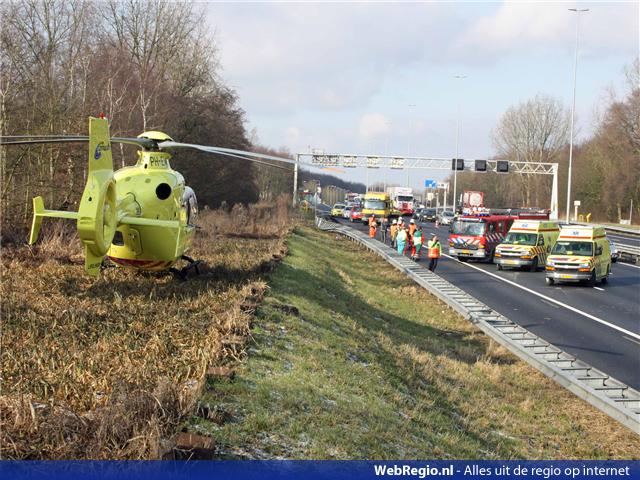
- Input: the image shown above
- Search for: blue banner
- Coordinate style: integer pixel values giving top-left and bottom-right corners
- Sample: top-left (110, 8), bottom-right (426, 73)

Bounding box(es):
top-left (1, 460), bottom-right (638, 480)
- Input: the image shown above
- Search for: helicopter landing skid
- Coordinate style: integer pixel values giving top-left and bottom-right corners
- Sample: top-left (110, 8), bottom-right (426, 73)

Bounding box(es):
top-left (170, 255), bottom-right (203, 280)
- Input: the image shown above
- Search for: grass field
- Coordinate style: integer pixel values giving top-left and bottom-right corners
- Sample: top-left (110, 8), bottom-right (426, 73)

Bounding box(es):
top-left (0, 199), bottom-right (292, 459)
top-left (189, 226), bottom-right (640, 459)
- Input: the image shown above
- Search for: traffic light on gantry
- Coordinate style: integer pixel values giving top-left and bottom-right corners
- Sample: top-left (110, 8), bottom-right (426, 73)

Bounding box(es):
top-left (451, 158), bottom-right (464, 171)
top-left (475, 160), bottom-right (487, 172)
top-left (496, 161), bottom-right (509, 173)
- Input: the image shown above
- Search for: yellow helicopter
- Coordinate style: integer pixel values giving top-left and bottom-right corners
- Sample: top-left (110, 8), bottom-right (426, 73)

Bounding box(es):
top-left (1, 116), bottom-right (295, 277)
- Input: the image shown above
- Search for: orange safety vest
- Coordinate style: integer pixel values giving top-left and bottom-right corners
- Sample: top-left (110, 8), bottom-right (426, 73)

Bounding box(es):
top-left (409, 224), bottom-right (417, 235)
top-left (427, 240), bottom-right (441, 259)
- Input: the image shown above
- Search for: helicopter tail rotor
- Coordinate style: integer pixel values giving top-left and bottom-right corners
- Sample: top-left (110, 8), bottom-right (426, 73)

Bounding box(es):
top-left (76, 117), bottom-right (118, 276)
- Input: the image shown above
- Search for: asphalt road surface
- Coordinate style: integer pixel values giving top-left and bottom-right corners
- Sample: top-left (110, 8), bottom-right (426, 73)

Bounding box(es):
top-left (333, 216), bottom-right (640, 390)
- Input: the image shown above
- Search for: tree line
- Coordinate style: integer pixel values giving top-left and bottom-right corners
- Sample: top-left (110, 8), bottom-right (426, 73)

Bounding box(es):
top-left (449, 61), bottom-right (638, 222)
top-left (298, 170), bottom-right (365, 195)
top-left (0, 0), bottom-right (294, 236)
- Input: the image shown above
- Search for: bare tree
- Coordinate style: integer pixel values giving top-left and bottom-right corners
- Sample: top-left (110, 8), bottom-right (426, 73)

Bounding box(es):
top-left (577, 59), bottom-right (640, 221)
top-left (103, 0), bottom-right (199, 131)
top-left (492, 94), bottom-right (570, 207)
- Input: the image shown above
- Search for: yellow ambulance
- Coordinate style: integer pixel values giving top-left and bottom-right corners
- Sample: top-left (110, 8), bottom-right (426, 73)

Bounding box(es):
top-left (545, 225), bottom-right (611, 286)
top-left (495, 220), bottom-right (560, 271)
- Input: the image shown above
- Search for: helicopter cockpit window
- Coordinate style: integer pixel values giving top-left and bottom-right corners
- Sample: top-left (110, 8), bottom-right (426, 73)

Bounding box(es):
top-left (112, 231), bottom-right (124, 246)
top-left (156, 183), bottom-right (172, 200)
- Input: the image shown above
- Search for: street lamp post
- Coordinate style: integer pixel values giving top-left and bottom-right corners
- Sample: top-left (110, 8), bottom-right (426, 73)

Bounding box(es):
top-left (452, 74), bottom-right (466, 213)
top-left (384, 121), bottom-right (390, 190)
top-left (566, 8), bottom-right (589, 223)
top-left (407, 104), bottom-right (416, 187)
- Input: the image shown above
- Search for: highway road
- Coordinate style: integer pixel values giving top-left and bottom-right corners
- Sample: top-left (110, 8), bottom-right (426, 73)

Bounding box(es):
top-left (332, 216), bottom-right (640, 390)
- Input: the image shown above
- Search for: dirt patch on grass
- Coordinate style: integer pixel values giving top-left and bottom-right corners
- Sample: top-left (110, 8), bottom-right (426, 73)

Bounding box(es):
top-left (0, 199), bottom-right (294, 459)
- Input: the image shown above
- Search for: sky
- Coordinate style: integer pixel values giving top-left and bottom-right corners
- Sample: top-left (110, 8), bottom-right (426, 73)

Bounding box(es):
top-left (205, 1), bottom-right (639, 190)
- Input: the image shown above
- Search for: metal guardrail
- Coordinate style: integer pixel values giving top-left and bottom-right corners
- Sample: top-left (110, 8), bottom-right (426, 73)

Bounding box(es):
top-left (568, 221), bottom-right (640, 237)
top-left (564, 222), bottom-right (640, 264)
top-left (316, 217), bottom-right (640, 434)
top-left (617, 244), bottom-right (640, 264)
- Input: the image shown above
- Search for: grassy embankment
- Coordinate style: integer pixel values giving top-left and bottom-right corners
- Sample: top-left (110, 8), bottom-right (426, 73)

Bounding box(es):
top-left (0, 199), bottom-right (292, 459)
top-left (190, 225), bottom-right (640, 459)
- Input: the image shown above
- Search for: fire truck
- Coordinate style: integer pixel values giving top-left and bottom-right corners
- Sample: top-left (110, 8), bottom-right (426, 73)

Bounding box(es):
top-left (448, 212), bottom-right (549, 262)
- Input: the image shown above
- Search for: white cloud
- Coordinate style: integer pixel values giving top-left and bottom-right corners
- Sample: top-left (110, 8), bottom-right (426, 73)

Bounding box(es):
top-left (358, 113), bottom-right (390, 141)
top-left (205, 2), bottom-right (636, 158)
top-left (454, 2), bottom-right (638, 61)
top-left (207, 3), bottom-right (456, 114)
top-left (285, 126), bottom-right (300, 145)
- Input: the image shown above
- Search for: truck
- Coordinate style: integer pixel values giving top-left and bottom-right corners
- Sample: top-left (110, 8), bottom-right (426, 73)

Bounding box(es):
top-left (461, 191), bottom-right (484, 214)
top-left (345, 192), bottom-right (362, 206)
top-left (386, 186), bottom-right (414, 215)
top-left (361, 191), bottom-right (394, 223)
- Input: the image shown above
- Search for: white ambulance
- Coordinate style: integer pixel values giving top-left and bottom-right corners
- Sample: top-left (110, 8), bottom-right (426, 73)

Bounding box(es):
top-left (545, 226), bottom-right (611, 286)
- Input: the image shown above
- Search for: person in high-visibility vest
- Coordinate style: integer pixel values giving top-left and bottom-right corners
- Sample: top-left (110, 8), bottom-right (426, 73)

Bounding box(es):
top-left (396, 226), bottom-right (408, 255)
top-left (409, 218), bottom-right (417, 236)
top-left (390, 219), bottom-right (398, 248)
top-left (412, 226), bottom-right (423, 261)
top-left (427, 234), bottom-right (442, 272)
top-left (368, 215), bottom-right (377, 238)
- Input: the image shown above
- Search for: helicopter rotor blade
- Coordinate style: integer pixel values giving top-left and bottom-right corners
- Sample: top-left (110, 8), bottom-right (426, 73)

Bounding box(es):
top-left (2, 136), bottom-right (296, 171)
top-left (158, 141), bottom-right (296, 166)
top-left (0, 137), bottom-right (89, 146)
top-left (204, 150), bottom-right (294, 171)
top-left (0, 135), bottom-right (157, 149)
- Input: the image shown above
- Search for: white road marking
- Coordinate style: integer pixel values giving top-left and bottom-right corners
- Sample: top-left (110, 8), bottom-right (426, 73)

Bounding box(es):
top-left (442, 253), bottom-right (640, 341)
top-left (623, 336), bottom-right (640, 346)
top-left (593, 287), bottom-right (605, 291)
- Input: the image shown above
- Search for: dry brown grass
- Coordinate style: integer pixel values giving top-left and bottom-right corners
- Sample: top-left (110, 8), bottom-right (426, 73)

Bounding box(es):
top-left (0, 199), bottom-right (294, 459)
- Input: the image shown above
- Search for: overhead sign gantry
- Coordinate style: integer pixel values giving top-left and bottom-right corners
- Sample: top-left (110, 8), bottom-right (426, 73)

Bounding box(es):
top-left (293, 152), bottom-right (559, 220)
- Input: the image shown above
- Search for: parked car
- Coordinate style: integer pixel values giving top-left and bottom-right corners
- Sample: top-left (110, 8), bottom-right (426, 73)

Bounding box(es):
top-left (437, 210), bottom-right (455, 225)
top-left (412, 208), bottom-right (424, 221)
top-left (350, 207), bottom-right (363, 223)
top-left (608, 239), bottom-right (619, 263)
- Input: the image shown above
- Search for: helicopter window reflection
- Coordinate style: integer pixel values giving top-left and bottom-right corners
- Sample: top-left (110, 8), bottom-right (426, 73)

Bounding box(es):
top-left (182, 187), bottom-right (198, 226)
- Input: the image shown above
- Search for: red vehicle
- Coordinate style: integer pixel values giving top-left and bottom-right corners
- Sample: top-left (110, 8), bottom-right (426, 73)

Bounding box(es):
top-left (448, 212), bottom-right (548, 262)
top-left (350, 207), bottom-right (363, 223)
